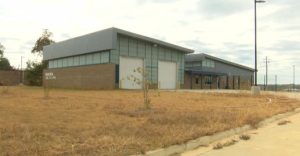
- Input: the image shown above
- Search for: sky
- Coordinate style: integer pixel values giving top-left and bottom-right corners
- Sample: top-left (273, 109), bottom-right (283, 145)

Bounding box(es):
top-left (0, 0), bottom-right (299, 84)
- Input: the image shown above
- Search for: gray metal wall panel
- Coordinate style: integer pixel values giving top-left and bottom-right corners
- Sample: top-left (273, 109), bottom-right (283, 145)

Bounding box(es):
top-left (114, 28), bottom-right (194, 53)
top-left (186, 53), bottom-right (254, 71)
top-left (44, 27), bottom-right (193, 60)
top-left (44, 28), bottom-right (115, 60)
top-left (114, 34), bottom-right (185, 84)
top-left (188, 59), bottom-right (253, 80)
top-left (202, 61), bottom-right (253, 78)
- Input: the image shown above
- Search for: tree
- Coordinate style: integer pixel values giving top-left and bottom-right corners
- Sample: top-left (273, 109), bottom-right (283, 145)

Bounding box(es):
top-left (0, 57), bottom-right (12, 70)
top-left (31, 29), bottom-right (55, 55)
top-left (26, 61), bottom-right (47, 86)
top-left (0, 43), bottom-right (12, 70)
top-left (127, 67), bottom-right (151, 109)
top-left (0, 43), bottom-right (4, 57)
top-left (26, 29), bottom-right (55, 86)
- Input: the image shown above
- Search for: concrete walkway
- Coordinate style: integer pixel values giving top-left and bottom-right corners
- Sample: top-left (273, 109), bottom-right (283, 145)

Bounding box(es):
top-left (182, 111), bottom-right (300, 156)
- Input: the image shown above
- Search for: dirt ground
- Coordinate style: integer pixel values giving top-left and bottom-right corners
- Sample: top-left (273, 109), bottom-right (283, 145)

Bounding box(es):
top-left (0, 86), bottom-right (299, 156)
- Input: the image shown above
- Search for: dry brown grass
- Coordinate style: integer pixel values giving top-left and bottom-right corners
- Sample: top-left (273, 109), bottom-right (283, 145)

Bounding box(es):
top-left (0, 86), bottom-right (299, 156)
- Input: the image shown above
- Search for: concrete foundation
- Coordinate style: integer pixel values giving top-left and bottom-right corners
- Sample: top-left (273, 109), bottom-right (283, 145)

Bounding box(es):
top-left (251, 86), bottom-right (261, 95)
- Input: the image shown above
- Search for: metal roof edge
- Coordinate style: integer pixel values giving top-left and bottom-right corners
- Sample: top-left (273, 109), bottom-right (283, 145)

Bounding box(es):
top-left (186, 53), bottom-right (255, 72)
top-left (44, 27), bottom-right (194, 54)
top-left (112, 27), bottom-right (194, 53)
top-left (44, 27), bottom-right (115, 49)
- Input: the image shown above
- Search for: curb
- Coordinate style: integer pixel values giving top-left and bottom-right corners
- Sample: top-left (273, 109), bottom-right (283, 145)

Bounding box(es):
top-left (134, 107), bottom-right (300, 156)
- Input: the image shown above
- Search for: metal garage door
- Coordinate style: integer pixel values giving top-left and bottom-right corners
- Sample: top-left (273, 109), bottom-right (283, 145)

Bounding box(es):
top-left (158, 61), bottom-right (177, 89)
top-left (119, 56), bottom-right (144, 89)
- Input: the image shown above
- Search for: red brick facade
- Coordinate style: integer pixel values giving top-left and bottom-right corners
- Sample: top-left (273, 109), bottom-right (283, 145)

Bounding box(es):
top-left (183, 72), bottom-right (253, 90)
top-left (0, 70), bottom-right (23, 86)
top-left (43, 64), bottom-right (116, 89)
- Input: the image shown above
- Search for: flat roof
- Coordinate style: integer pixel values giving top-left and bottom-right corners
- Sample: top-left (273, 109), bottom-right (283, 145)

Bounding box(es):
top-left (185, 53), bottom-right (255, 72)
top-left (44, 27), bottom-right (194, 60)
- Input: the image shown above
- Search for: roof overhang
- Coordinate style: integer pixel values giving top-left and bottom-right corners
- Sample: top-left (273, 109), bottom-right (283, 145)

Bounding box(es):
top-left (185, 69), bottom-right (228, 76)
top-left (43, 27), bottom-right (194, 60)
top-left (185, 53), bottom-right (255, 72)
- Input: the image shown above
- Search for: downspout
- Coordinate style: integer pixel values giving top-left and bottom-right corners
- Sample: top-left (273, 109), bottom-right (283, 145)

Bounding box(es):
top-left (201, 74), bottom-right (203, 89)
top-left (190, 72), bottom-right (193, 89)
top-left (210, 75), bottom-right (212, 89)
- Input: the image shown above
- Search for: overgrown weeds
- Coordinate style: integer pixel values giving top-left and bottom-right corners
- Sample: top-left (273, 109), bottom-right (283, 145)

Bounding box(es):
top-left (0, 87), bottom-right (299, 155)
top-left (1, 86), bottom-right (9, 94)
top-left (239, 134), bottom-right (251, 140)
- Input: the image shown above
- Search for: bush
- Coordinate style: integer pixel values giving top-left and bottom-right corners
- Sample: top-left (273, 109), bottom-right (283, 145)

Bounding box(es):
top-left (26, 61), bottom-right (47, 86)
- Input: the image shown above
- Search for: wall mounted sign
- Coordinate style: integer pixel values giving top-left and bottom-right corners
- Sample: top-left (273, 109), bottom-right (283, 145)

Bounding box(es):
top-left (45, 72), bottom-right (56, 80)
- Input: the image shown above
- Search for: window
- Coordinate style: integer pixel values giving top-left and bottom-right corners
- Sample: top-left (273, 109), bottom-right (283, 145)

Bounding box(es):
top-left (62, 58), bottom-right (68, 67)
top-left (205, 76), bottom-right (212, 85)
top-left (193, 62), bottom-right (201, 67)
top-left (53, 60), bottom-right (58, 68)
top-left (202, 59), bottom-right (215, 68)
top-left (86, 54), bottom-right (93, 65)
top-left (67, 57), bottom-right (74, 67)
top-left (100, 52), bottom-right (109, 63)
top-left (79, 55), bottom-right (86, 65)
top-left (185, 62), bottom-right (192, 68)
top-left (73, 56), bottom-right (80, 66)
top-left (128, 38), bottom-right (137, 56)
top-left (49, 61), bottom-right (54, 68)
top-left (195, 77), bottom-right (199, 84)
top-left (47, 51), bottom-right (110, 69)
top-left (57, 59), bottom-right (63, 68)
top-left (93, 53), bottom-right (101, 64)
top-left (165, 50), bottom-right (171, 60)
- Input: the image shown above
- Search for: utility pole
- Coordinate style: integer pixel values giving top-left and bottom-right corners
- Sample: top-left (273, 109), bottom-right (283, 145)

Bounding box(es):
top-left (263, 56), bottom-right (270, 91)
top-left (293, 65), bottom-right (295, 90)
top-left (265, 56), bottom-right (269, 91)
top-left (251, 0), bottom-right (266, 95)
top-left (254, 0), bottom-right (257, 86)
top-left (21, 56), bottom-right (23, 70)
top-left (275, 75), bottom-right (277, 92)
top-left (20, 56), bottom-right (24, 84)
top-left (263, 75), bottom-right (266, 90)
top-left (254, 0), bottom-right (266, 86)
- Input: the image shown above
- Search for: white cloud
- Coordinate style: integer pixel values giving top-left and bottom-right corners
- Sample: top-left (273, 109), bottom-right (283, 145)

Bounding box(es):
top-left (0, 0), bottom-right (299, 84)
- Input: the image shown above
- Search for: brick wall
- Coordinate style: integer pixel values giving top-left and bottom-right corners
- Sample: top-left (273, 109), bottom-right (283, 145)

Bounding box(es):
top-left (44, 64), bottom-right (116, 89)
top-left (0, 70), bottom-right (22, 86)
top-left (183, 73), bottom-right (253, 90)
